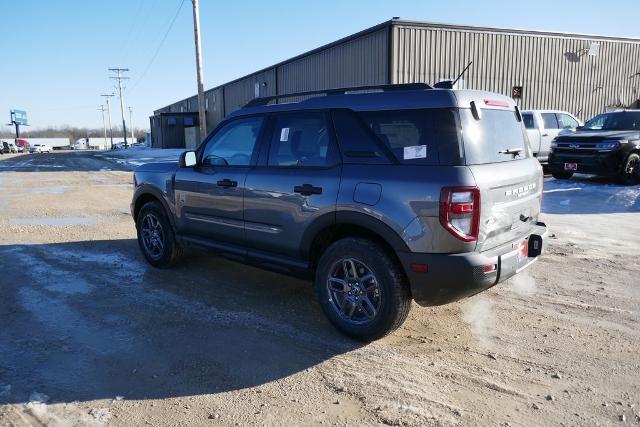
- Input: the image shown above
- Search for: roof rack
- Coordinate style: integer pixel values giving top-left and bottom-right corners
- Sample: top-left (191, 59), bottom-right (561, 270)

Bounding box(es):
top-left (243, 83), bottom-right (432, 108)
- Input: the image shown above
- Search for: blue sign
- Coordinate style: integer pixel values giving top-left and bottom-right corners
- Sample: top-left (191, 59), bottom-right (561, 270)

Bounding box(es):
top-left (11, 110), bottom-right (28, 125)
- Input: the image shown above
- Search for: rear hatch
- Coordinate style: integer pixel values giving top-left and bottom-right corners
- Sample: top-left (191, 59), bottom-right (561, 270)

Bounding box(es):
top-left (456, 96), bottom-right (543, 252)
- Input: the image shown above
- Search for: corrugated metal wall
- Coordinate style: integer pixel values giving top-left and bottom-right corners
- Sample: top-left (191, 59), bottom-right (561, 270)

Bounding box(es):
top-left (391, 24), bottom-right (640, 120)
top-left (223, 69), bottom-right (277, 114)
top-left (277, 28), bottom-right (388, 95)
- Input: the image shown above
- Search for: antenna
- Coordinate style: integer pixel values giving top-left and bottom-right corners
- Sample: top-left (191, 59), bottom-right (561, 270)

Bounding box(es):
top-left (452, 61), bottom-right (473, 87)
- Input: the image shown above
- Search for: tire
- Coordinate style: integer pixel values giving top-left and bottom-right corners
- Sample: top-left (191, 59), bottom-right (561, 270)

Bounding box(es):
top-left (314, 238), bottom-right (411, 341)
top-left (136, 201), bottom-right (183, 268)
top-left (551, 170), bottom-right (573, 180)
top-left (618, 153), bottom-right (640, 185)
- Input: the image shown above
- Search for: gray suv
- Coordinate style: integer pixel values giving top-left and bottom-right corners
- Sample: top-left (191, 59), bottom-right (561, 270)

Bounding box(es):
top-left (132, 84), bottom-right (548, 341)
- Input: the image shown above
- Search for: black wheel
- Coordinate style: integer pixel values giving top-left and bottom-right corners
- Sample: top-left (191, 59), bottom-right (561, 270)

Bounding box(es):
top-left (618, 153), bottom-right (640, 185)
top-left (314, 238), bottom-right (411, 341)
top-left (136, 201), bottom-right (183, 267)
top-left (551, 170), bottom-right (573, 180)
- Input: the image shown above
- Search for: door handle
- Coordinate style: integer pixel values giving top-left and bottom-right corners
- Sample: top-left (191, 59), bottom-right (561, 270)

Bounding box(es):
top-left (294, 184), bottom-right (323, 196)
top-left (216, 179), bottom-right (237, 188)
top-left (541, 133), bottom-right (549, 137)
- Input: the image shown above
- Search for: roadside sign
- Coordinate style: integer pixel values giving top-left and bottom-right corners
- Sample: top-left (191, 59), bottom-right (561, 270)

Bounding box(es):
top-left (11, 110), bottom-right (28, 125)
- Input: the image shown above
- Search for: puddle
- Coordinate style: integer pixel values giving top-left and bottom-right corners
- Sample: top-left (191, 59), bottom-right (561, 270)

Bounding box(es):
top-left (12, 217), bottom-right (97, 226)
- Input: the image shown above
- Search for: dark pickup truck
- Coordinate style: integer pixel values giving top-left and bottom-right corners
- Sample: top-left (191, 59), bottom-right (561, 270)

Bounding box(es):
top-left (548, 110), bottom-right (640, 184)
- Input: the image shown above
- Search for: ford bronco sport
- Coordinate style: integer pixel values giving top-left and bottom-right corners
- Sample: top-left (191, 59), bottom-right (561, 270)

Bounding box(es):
top-left (132, 84), bottom-right (548, 341)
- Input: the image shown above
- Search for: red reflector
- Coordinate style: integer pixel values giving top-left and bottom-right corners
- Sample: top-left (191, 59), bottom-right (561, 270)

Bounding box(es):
top-left (484, 99), bottom-right (510, 108)
top-left (450, 203), bottom-right (473, 214)
top-left (482, 264), bottom-right (497, 273)
top-left (410, 263), bottom-right (428, 273)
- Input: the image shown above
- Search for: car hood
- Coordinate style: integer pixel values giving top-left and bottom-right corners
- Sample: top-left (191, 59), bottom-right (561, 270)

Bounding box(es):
top-left (556, 130), bottom-right (640, 141)
top-left (134, 161), bottom-right (178, 173)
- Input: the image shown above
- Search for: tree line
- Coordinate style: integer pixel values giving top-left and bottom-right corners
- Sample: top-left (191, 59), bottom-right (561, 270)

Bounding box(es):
top-left (0, 126), bottom-right (147, 144)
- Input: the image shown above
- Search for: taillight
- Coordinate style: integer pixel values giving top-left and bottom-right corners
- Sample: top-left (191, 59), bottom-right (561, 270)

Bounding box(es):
top-left (439, 187), bottom-right (480, 242)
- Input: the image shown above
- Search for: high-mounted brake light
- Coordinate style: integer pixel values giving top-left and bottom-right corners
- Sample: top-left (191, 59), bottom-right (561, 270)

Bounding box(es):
top-left (439, 187), bottom-right (481, 242)
top-left (483, 99), bottom-right (510, 108)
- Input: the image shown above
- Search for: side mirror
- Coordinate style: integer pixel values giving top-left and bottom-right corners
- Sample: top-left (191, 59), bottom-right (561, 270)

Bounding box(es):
top-left (179, 151), bottom-right (197, 167)
top-left (576, 126), bottom-right (584, 131)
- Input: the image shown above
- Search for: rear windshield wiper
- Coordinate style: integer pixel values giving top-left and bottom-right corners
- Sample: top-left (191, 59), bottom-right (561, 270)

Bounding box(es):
top-left (499, 148), bottom-right (523, 156)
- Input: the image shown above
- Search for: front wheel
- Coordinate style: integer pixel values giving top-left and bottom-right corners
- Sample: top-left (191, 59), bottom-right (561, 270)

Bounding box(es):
top-left (551, 170), bottom-right (573, 180)
top-left (314, 238), bottom-right (411, 341)
top-left (618, 153), bottom-right (640, 185)
top-left (136, 201), bottom-right (183, 268)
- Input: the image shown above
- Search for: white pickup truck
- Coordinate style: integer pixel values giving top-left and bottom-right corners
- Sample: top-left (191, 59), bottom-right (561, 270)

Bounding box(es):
top-left (521, 110), bottom-right (582, 164)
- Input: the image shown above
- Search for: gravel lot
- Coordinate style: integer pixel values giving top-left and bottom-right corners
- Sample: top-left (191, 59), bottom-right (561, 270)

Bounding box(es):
top-left (0, 151), bottom-right (638, 426)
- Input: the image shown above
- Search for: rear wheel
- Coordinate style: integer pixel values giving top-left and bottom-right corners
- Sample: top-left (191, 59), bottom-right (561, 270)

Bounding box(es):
top-left (551, 170), bottom-right (573, 180)
top-left (618, 153), bottom-right (640, 185)
top-left (136, 201), bottom-right (183, 268)
top-left (314, 238), bottom-right (411, 341)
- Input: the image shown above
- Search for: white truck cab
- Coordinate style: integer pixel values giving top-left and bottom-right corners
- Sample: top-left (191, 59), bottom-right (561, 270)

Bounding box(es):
top-left (521, 110), bottom-right (582, 164)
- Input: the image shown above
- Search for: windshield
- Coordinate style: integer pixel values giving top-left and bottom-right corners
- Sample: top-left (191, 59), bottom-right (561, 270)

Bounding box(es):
top-left (583, 111), bottom-right (640, 130)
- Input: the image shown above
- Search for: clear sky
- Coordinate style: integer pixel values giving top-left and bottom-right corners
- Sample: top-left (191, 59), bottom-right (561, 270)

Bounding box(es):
top-left (1, 0), bottom-right (638, 132)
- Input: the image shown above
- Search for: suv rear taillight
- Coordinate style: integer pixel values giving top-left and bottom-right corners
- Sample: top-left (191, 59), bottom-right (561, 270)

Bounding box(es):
top-left (439, 187), bottom-right (480, 242)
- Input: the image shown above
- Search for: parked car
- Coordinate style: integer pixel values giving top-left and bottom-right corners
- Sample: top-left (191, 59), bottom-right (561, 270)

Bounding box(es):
top-left (7, 142), bottom-right (18, 153)
top-left (521, 110), bottom-right (582, 164)
top-left (29, 144), bottom-right (52, 153)
top-left (548, 110), bottom-right (640, 184)
top-left (131, 84), bottom-right (548, 341)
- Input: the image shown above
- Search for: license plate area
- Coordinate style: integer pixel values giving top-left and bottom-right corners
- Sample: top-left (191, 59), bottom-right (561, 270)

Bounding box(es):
top-left (564, 162), bottom-right (578, 171)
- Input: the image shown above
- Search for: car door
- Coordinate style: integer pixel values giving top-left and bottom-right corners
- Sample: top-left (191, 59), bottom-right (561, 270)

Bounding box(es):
top-left (174, 115), bottom-right (265, 247)
top-left (243, 111), bottom-right (341, 260)
top-left (539, 112), bottom-right (561, 159)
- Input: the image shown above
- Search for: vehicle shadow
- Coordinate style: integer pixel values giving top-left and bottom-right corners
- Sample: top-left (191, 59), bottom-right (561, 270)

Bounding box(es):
top-left (0, 239), bottom-right (360, 405)
top-left (542, 175), bottom-right (640, 214)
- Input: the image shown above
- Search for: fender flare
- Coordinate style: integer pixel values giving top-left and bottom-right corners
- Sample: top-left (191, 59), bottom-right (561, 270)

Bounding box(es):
top-left (300, 211), bottom-right (410, 259)
top-left (132, 185), bottom-right (177, 230)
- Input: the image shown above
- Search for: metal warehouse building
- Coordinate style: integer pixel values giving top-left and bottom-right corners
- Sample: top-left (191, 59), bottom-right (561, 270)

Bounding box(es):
top-left (150, 18), bottom-right (640, 148)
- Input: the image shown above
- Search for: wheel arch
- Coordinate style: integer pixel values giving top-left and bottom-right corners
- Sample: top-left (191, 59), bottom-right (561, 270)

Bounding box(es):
top-left (132, 187), bottom-right (176, 230)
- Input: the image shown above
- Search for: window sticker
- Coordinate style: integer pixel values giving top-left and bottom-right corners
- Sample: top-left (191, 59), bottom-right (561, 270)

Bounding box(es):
top-left (403, 145), bottom-right (427, 160)
top-left (280, 127), bottom-right (290, 142)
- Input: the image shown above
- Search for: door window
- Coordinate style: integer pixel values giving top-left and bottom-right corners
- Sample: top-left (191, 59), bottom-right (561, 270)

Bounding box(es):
top-left (201, 116), bottom-right (263, 166)
top-left (541, 113), bottom-right (559, 129)
top-left (522, 113), bottom-right (535, 129)
top-left (557, 113), bottom-right (579, 129)
top-left (268, 113), bottom-right (338, 167)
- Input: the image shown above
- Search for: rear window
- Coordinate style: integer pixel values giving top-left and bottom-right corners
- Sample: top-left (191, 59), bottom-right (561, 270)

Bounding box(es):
top-left (356, 109), bottom-right (463, 165)
top-left (460, 109), bottom-right (530, 164)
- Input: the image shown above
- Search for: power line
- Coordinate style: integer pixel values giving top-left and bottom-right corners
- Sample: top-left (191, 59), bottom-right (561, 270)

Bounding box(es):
top-left (128, 0), bottom-right (186, 93)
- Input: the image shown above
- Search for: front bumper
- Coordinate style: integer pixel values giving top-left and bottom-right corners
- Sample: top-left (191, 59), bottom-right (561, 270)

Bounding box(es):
top-left (548, 150), bottom-right (625, 176)
top-left (398, 222), bottom-right (548, 306)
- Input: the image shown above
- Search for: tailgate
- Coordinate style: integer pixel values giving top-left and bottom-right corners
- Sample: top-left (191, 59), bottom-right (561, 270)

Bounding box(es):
top-left (468, 158), bottom-right (543, 252)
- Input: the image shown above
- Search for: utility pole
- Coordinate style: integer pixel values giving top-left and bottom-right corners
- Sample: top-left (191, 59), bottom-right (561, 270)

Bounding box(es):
top-left (98, 105), bottom-right (108, 149)
top-left (191, 0), bottom-right (206, 142)
top-left (109, 67), bottom-right (130, 148)
top-left (101, 93), bottom-right (115, 149)
top-left (128, 106), bottom-right (134, 142)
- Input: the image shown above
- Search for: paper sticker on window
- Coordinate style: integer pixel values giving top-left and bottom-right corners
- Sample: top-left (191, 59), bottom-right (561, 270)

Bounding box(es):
top-left (280, 127), bottom-right (290, 142)
top-left (403, 145), bottom-right (427, 160)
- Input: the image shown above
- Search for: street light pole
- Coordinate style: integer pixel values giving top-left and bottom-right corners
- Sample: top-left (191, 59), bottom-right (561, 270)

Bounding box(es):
top-left (109, 67), bottom-right (130, 148)
top-left (129, 106), bottom-right (134, 142)
top-left (98, 105), bottom-right (108, 149)
top-left (191, 0), bottom-right (207, 142)
top-left (101, 94), bottom-right (115, 149)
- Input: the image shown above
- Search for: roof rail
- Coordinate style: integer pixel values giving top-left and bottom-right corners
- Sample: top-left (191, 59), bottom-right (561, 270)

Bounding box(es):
top-left (243, 83), bottom-right (432, 108)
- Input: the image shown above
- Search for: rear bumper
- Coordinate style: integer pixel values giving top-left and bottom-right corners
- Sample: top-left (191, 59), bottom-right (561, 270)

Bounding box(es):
top-left (548, 150), bottom-right (625, 176)
top-left (398, 222), bottom-right (548, 306)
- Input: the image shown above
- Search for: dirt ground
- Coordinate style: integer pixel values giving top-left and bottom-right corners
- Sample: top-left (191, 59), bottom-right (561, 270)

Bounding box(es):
top-left (0, 151), bottom-right (638, 426)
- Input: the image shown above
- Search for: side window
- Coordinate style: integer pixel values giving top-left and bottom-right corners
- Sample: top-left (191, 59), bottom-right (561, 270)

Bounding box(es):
top-left (557, 113), bottom-right (579, 129)
top-left (356, 108), bottom-right (463, 165)
top-left (541, 113), bottom-right (559, 129)
top-left (268, 112), bottom-right (338, 167)
top-left (201, 116), bottom-right (263, 166)
top-left (522, 113), bottom-right (535, 129)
